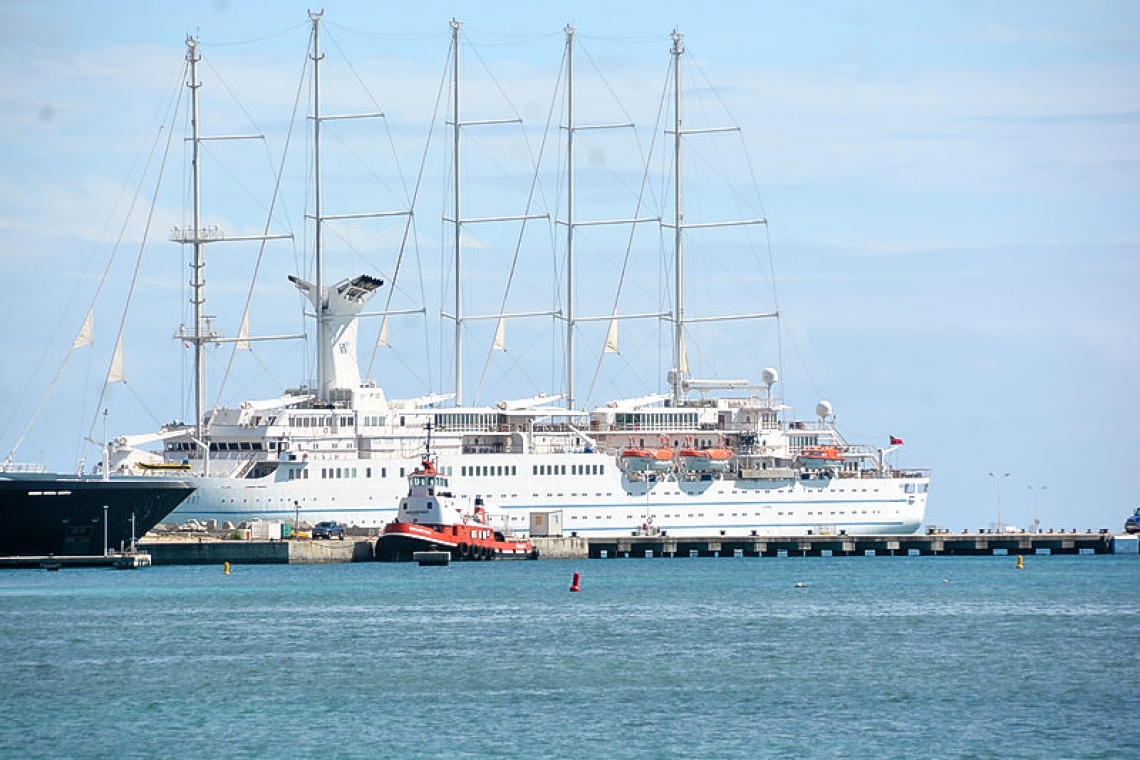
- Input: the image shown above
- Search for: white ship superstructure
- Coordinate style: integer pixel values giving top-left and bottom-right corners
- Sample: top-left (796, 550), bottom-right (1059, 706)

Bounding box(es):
top-left (105, 16), bottom-right (929, 537)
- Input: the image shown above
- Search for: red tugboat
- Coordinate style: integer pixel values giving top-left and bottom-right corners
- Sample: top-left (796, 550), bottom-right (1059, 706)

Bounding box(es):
top-left (376, 455), bottom-right (537, 562)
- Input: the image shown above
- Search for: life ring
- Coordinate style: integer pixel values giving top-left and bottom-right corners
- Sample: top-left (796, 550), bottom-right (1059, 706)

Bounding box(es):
top-left (458, 542), bottom-right (469, 559)
top-left (323, 427), bottom-right (329, 434)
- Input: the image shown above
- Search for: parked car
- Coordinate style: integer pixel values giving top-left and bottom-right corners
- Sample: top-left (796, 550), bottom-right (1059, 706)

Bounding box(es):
top-left (1125, 508), bottom-right (1140, 535)
top-left (312, 521), bottom-right (346, 540)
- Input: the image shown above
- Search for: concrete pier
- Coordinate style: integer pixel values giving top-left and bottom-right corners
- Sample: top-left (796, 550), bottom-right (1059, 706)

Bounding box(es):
top-left (531, 535), bottom-right (589, 560)
top-left (583, 531), bottom-right (1120, 559)
top-left (6, 532), bottom-right (1127, 567)
top-left (138, 538), bottom-right (374, 565)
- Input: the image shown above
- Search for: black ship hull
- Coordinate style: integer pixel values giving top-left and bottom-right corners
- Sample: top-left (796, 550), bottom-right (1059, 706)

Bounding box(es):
top-left (0, 475), bottom-right (195, 556)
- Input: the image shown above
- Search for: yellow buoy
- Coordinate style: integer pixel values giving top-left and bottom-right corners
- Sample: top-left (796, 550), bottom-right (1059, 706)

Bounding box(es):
top-left (1016, 555), bottom-right (1024, 570)
top-left (223, 561), bottom-right (231, 575)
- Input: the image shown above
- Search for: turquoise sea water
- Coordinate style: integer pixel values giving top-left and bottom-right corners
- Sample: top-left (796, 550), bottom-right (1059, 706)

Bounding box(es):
top-left (1, 555), bottom-right (1137, 759)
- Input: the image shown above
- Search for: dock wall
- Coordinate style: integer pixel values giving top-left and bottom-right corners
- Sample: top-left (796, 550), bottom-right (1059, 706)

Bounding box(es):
top-left (23, 532), bottom-right (1119, 567)
top-left (531, 536), bottom-right (589, 560)
top-left (139, 539), bottom-right (374, 565)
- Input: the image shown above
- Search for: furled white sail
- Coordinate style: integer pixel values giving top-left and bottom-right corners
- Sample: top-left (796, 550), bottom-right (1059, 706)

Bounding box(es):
top-left (107, 337), bottom-right (125, 383)
top-left (72, 309), bottom-right (94, 349)
top-left (604, 319), bottom-right (619, 354)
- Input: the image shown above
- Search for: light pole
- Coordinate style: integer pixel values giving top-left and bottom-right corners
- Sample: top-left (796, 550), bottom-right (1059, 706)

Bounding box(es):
top-left (102, 504), bottom-right (109, 556)
top-left (988, 472), bottom-right (1010, 533)
top-left (1028, 485), bottom-right (1046, 534)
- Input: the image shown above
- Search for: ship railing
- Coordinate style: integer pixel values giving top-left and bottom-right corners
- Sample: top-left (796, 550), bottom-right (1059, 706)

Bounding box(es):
top-left (860, 467), bottom-right (930, 479)
top-left (0, 461), bottom-right (48, 474)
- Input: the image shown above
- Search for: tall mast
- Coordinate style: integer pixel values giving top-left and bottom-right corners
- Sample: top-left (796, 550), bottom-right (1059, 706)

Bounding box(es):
top-left (174, 37), bottom-right (292, 442)
top-left (186, 36), bottom-right (207, 436)
top-left (564, 25), bottom-right (577, 411)
top-left (561, 30), bottom-right (652, 410)
top-left (661, 29), bottom-right (770, 404)
top-left (310, 10), bottom-right (328, 401)
top-left (451, 19), bottom-right (463, 406)
top-left (446, 21), bottom-right (546, 407)
top-left (670, 29), bottom-right (686, 406)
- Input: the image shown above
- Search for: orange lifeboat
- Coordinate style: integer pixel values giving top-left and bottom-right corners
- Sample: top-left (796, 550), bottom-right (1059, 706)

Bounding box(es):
top-left (621, 436), bottom-right (676, 472)
top-left (799, 445), bottom-right (843, 471)
top-left (679, 437), bottom-right (733, 472)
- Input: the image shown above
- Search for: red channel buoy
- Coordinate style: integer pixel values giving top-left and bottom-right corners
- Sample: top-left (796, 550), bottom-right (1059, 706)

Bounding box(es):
top-left (569, 571), bottom-right (581, 592)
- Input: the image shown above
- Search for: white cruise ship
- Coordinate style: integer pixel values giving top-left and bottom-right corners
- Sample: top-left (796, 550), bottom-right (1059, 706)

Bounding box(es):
top-left (105, 15), bottom-right (930, 538)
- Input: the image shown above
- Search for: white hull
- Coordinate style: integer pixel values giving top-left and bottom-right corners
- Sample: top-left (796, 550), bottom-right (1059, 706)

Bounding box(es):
top-left (166, 449), bottom-right (927, 537)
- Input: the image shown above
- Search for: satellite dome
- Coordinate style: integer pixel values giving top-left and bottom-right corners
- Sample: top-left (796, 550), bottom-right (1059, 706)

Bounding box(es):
top-left (816, 400), bottom-right (833, 419)
top-left (761, 367), bottom-right (779, 387)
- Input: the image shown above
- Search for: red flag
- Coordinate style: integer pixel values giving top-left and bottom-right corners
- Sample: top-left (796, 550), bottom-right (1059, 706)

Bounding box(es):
top-left (890, 436), bottom-right (904, 445)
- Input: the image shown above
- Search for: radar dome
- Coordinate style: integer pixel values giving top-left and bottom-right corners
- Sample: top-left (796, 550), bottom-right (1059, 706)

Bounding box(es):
top-left (761, 368), bottom-right (779, 387)
top-left (815, 400), bottom-right (833, 419)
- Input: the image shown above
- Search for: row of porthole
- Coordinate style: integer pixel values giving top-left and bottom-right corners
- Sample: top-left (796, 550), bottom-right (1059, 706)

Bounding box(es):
top-left (566, 509), bottom-right (887, 521)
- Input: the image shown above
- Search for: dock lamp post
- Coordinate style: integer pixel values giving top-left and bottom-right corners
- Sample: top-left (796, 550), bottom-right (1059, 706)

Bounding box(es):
top-left (988, 472), bottom-right (1010, 533)
top-left (102, 504), bottom-right (109, 556)
top-left (1028, 485), bottom-right (1046, 534)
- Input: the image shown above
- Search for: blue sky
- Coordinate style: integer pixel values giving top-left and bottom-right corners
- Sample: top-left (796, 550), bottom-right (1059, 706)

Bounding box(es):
top-left (1, 1), bottom-right (1137, 533)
